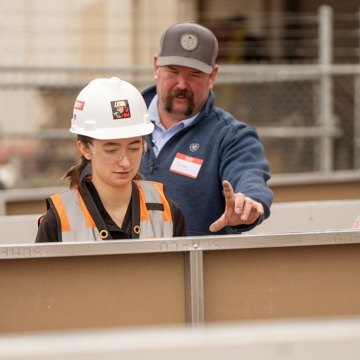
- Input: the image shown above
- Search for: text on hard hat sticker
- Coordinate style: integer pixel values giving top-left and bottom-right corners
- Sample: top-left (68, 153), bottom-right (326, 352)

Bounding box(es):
top-left (74, 100), bottom-right (85, 110)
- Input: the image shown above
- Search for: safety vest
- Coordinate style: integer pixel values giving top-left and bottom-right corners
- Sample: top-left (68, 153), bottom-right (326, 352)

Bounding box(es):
top-left (48, 180), bottom-right (173, 242)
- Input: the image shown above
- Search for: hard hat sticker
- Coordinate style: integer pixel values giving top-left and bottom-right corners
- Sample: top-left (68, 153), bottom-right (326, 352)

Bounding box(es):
top-left (111, 99), bottom-right (131, 119)
top-left (74, 100), bottom-right (85, 110)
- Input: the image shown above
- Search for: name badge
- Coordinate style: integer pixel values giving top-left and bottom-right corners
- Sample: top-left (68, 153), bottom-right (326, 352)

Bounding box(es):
top-left (170, 152), bottom-right (204, 179)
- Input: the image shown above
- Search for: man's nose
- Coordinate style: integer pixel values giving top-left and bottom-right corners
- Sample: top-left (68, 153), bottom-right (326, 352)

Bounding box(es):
top-left (176, 74), bottom-right (188, 88)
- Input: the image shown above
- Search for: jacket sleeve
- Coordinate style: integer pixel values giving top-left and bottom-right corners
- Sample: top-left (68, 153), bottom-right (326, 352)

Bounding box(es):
top-left (219, 123), bottom-right (273, 228)
top-left (35, 208), bottom-right (61, 242)
top-left (169, 200), bottom-right (187, 237)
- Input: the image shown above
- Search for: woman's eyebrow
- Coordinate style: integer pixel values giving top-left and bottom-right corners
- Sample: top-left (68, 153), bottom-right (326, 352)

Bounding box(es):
top-left (128, 139), bottom-right (142, 145)
top-left (103, 139), bottom-right (142, 147)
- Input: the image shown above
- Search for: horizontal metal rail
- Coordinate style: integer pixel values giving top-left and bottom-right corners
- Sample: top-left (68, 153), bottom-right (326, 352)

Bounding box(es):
top-left (0, 229), bottom-right (359, 260)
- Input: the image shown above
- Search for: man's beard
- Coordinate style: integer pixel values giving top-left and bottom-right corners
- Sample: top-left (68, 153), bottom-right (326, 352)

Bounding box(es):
top-left (164, 89), bottom-right (195, 116)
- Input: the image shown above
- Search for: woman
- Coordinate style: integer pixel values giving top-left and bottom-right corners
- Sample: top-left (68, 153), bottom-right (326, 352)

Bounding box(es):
top-left (36, 77), bottom-right (186, 242)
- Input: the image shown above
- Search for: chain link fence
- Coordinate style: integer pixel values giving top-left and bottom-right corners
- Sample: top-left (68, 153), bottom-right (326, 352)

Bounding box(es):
top-left (215, 68), bottom-right (358, 174)
top-left (0, 64), bottom-right (358, 188)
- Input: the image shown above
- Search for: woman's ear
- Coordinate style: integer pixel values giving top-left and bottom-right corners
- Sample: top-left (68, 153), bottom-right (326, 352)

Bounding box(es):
top-left (77, 140), bottom-right (92, 160)
top-left (142, 139), bottom-right (148, 154)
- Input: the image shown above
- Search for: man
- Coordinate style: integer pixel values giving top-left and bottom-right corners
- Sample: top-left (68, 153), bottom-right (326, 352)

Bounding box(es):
top-left (140, 22), bottom-right (273, 236)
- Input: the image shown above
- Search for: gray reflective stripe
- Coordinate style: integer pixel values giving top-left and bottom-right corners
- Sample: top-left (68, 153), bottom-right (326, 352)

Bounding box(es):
top-left (56, 189), bottom-right (88, 231)
top-left (53, 183), bottom-right (174, 241)
top-left (140, 221), bottom-right (173, 238)
top-left (137, 181), bottom-right (161, 203)
top-left (52, 189), bottom-right (102, 242)
top-left (136, 181), bottom-right (174, 239)
top-left (62, 227), bottom-right (102, 242)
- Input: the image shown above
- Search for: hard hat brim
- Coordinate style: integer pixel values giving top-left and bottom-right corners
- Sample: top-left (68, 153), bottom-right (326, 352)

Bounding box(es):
top-left (69, 122), bottom-right (154, 140)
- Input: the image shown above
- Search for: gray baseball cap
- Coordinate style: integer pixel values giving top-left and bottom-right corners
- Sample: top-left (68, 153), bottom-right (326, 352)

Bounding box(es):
top-left (157, 22), bottom-right (218, 74)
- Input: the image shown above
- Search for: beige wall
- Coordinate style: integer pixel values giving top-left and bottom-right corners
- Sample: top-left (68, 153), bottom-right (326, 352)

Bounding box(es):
top-left (0, 0), bottom-right (196, 68)
top-left (0, 0), bottom-right (196, 134)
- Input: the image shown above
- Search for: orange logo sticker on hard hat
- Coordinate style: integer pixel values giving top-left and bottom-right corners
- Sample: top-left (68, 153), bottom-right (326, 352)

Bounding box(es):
top-left (111, 99), bottom-right (131, 119)
top-left (74, 100), bottom-right (85, 110)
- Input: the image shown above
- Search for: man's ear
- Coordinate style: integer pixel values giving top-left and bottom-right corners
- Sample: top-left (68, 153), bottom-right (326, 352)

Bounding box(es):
top-left (209, 65), bottom-right (219, 90)
top-left (153, 55), bottom-right (159, 80)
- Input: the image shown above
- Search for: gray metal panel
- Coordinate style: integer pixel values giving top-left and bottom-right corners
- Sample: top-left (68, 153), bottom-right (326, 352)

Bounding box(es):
top-left (1, 229), bottom-right (360, 260)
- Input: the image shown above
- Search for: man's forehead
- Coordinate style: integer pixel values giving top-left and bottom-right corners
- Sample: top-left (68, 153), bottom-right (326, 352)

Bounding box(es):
top-left (164, 64), bottom-right (206, 75)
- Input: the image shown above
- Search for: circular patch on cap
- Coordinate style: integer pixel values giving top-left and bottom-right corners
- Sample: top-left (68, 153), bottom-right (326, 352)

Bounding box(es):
top-left (180, 33), bottom-right (198, 51)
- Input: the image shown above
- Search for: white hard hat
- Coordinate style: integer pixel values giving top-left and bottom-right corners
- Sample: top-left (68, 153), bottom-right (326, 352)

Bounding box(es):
top-left (70, 77), bottom-right (154, 139)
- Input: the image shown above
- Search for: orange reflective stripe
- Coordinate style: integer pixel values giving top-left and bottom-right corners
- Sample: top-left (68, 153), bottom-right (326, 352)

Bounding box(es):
top-left (51, 193), bottom-right (71, 232)
top-left (153, 182), bottom-right (172, 222)
top-left (76, 190), bottom-right (96, 228)
top-left (135, 182), bottom-right (150, 221)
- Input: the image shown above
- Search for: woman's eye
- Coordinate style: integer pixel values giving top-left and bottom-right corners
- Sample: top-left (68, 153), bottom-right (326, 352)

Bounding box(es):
top-left (129, 147), bottom-right (141, 153)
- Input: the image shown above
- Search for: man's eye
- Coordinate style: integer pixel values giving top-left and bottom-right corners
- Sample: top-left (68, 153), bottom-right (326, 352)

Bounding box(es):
top-left (168, 68), bottom-right (178, 74)
top-left (105, 149), bottom-right (117, 153)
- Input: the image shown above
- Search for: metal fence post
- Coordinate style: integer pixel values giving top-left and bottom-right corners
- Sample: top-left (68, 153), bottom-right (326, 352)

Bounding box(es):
top-left (354, 7), bottom-right (360, 169)
top-left (185, 250), bottom-right (205, 327)
top-left (318, 5), bottom-right (334, 172)
top-left (354, 75), bottom-right (360, 169)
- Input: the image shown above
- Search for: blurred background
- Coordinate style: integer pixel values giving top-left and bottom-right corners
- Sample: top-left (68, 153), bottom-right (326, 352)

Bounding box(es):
top-left (1, 0), bottom-right (360, 190)
top-left (1, 2), bottom-right (360, 350)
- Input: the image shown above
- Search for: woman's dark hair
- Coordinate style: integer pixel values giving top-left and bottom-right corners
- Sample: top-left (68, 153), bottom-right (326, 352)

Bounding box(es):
top-left (61, 135), bottom-right (92, 188)
top-left (62, 135), bottom-right (145, 188)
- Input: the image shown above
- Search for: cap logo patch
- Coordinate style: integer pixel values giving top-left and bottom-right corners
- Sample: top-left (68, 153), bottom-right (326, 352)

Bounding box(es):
top-left (180, 33), bottom-right (198, 51)
top-left (111, 99), bottom-right (131, 119)
top-left (74, 100), bottom-right (85, 110)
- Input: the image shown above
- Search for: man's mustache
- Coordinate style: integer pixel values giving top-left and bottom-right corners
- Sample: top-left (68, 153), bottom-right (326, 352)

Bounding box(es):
top-left (165, 88), bottom-right (195, 116)
top-left (170, 89), bottom-right (193, 99)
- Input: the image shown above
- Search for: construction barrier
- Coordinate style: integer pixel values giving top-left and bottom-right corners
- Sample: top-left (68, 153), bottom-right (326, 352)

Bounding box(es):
top-left (1, 230), bottom-right (360, 334)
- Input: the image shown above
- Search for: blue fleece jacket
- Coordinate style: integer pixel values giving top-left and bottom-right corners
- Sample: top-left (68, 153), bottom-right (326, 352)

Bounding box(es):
top-left (140, 85), bottom-right (273, 236)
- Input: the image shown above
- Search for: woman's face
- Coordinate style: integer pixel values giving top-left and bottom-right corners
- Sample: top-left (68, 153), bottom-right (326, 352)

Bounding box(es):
top-left (78, 137), bottom-right (144, 189)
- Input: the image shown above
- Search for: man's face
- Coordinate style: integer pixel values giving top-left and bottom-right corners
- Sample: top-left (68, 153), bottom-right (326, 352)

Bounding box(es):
top-left (153, 58), bottom-right (218, 122)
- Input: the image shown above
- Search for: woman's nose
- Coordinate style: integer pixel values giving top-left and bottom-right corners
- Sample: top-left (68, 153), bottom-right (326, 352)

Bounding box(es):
top-left (116, 153), bottom-right (130, 165)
